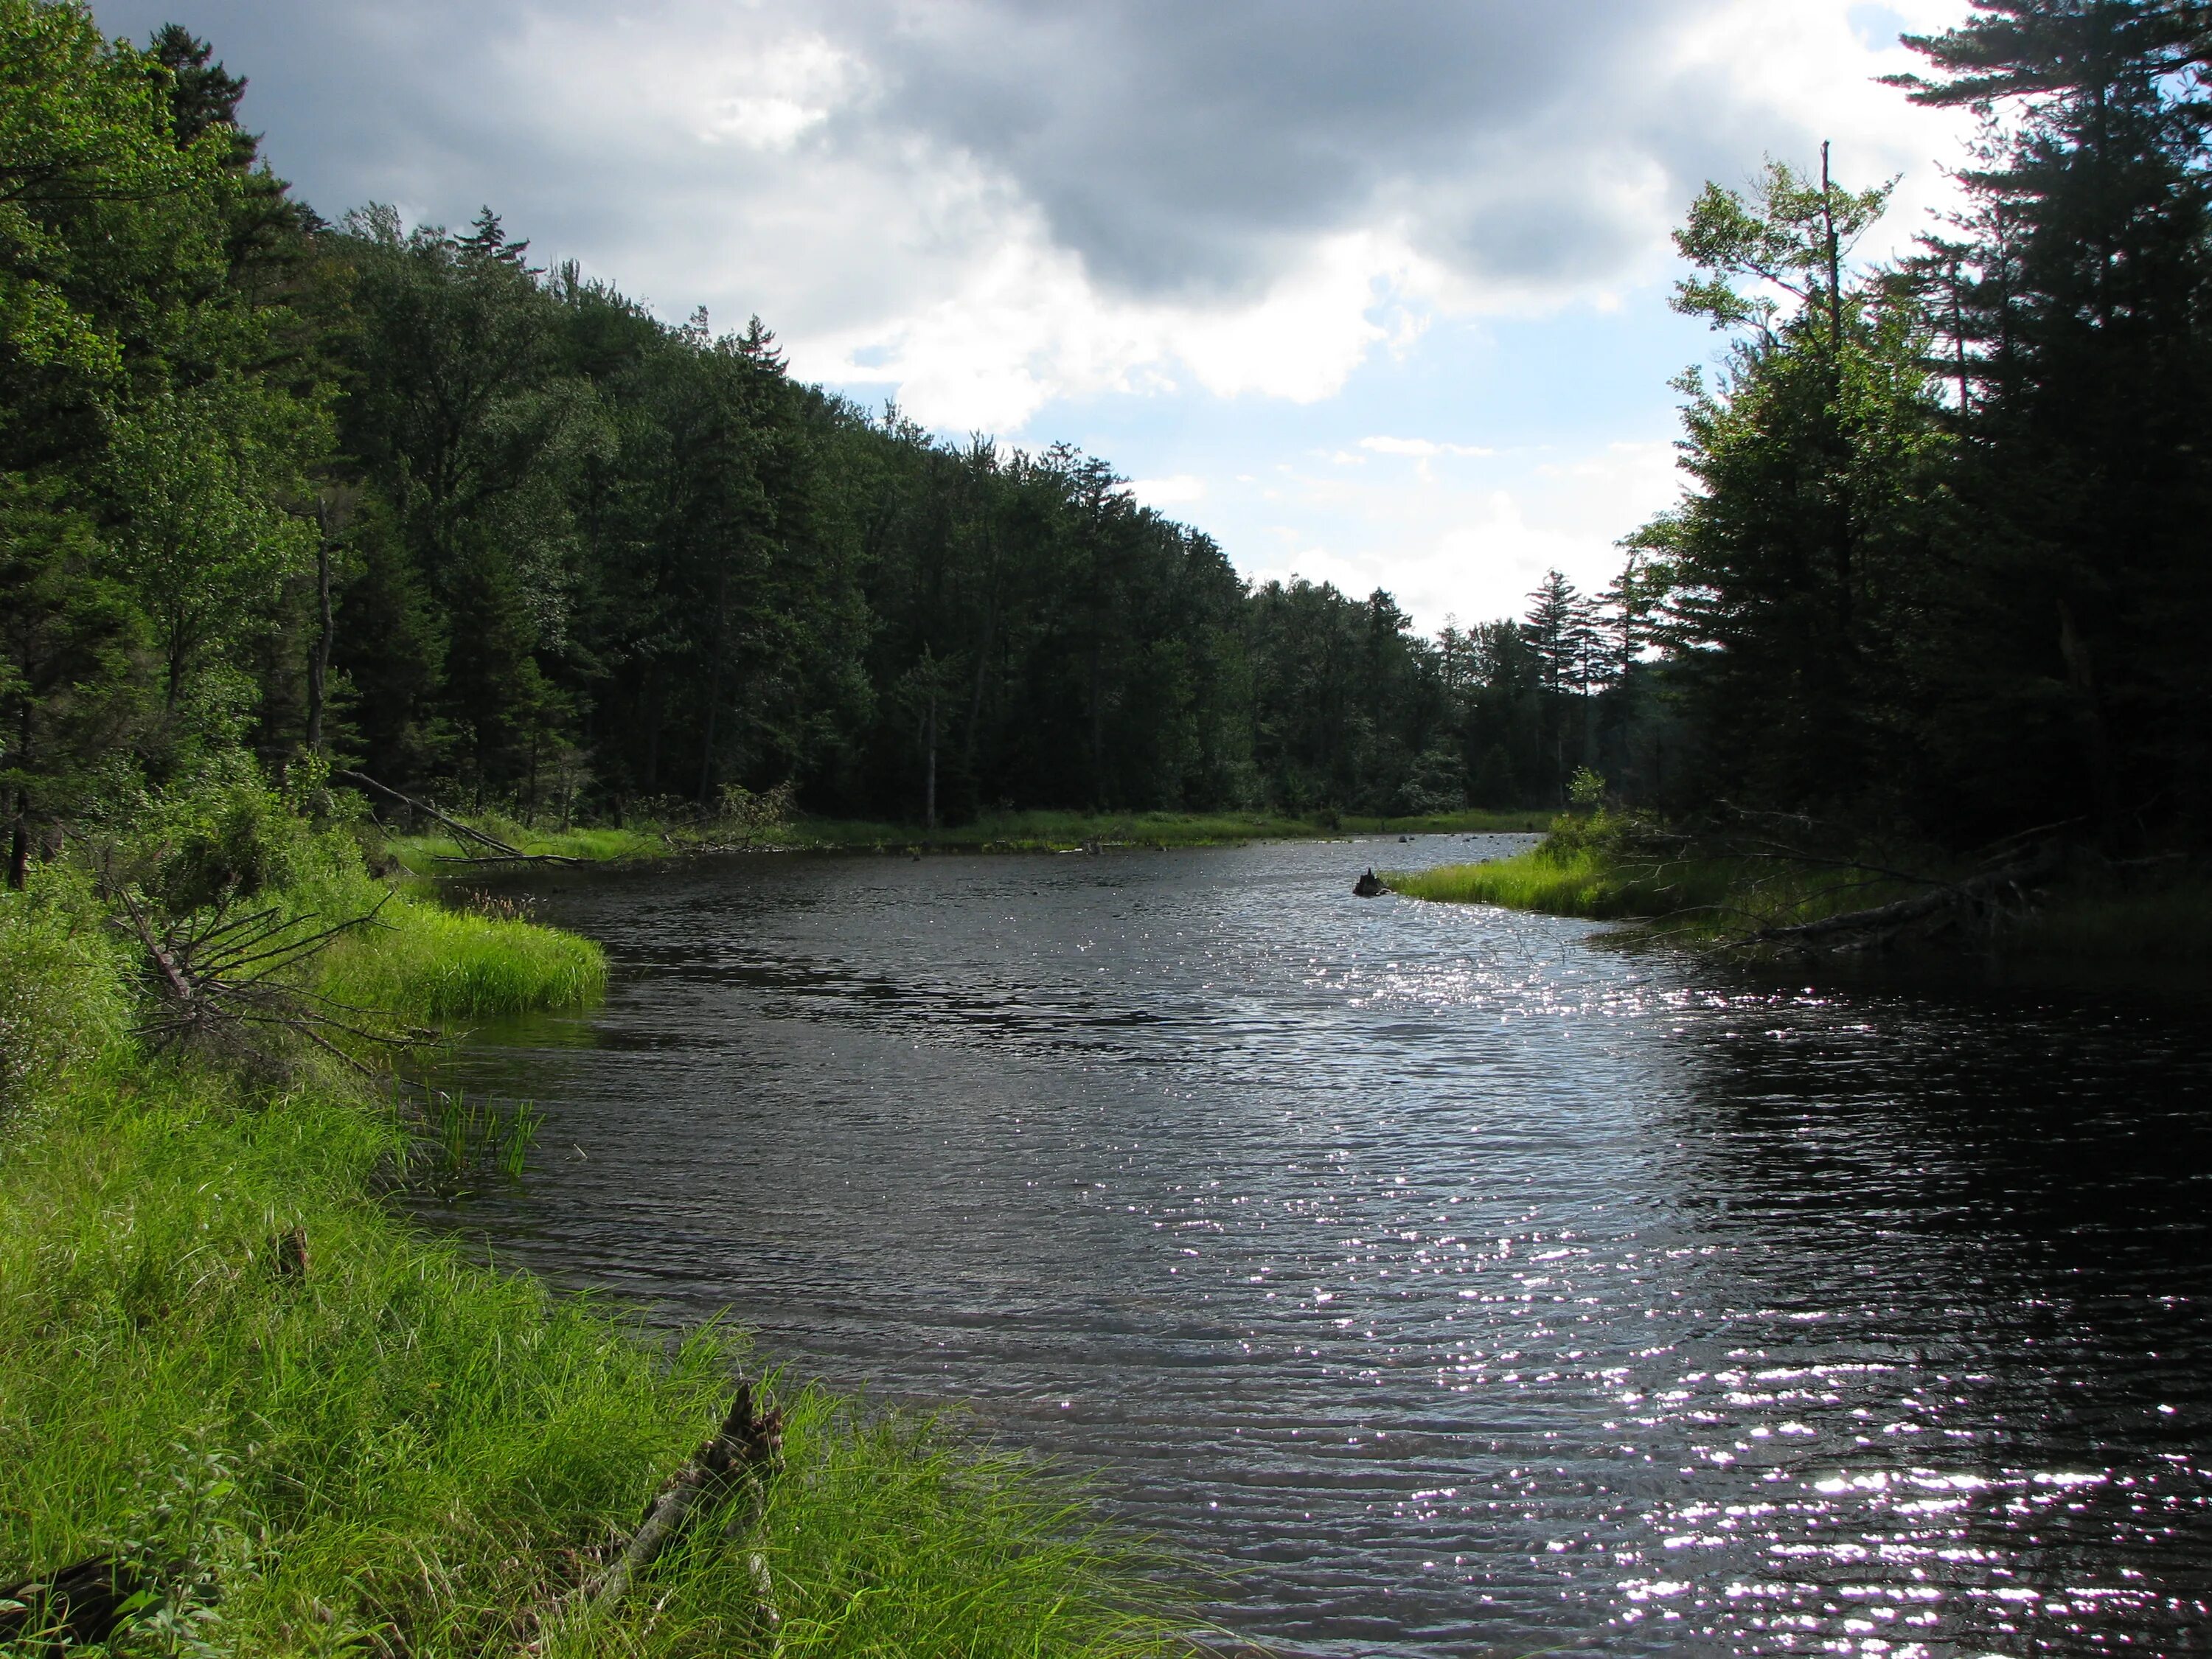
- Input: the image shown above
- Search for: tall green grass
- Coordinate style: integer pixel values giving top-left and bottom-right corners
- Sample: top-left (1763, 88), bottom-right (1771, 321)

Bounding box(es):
top-left (386, 824), bottom-right (667, 872)
top-left (291, 870), bottom-right (608, 1022)
top-left (0, 873), bottom-right (133, 1119)
top-left (0, 858), bottom-right (1186, 1658)
top-left (1388, 838), bottom-right (1919, 936)
top-left (0, 1070), bottom-right (1178, 1657)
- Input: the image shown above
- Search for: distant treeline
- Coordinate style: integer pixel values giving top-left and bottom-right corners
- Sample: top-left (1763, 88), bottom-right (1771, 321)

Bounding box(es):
top-left (5, 0), bottom-right (2208, 881)
top-left (0, 1), bottom-right (1653, 881)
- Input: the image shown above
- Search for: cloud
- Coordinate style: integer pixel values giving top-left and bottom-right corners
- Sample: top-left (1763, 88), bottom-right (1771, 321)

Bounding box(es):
top-left (1129, 474), bottom-right (1208, 509)
top-left (91, 0), bottom-right (1973, 431)
top-left (1359, 437), bottom-right (1495, 459)
top-left (1237, 440), bottom-right (1683, 625)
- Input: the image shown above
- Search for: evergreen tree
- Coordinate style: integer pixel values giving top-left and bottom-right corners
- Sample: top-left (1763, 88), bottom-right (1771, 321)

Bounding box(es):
top-left (1891, 0), bottom-right (2212, 840)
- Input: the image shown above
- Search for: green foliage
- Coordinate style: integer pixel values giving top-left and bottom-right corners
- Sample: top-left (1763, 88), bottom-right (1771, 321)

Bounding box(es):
top-left (0, 865), bottom-right (130, 1116)
top-left (131, 766), bottom-right (340, 913)
top-left (0, 1072), bottom-right (1177, 1656)
top-left (314, 886), bottom-right (606, 1020)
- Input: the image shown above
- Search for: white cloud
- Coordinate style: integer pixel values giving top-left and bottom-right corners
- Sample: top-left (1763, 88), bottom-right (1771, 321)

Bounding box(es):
top-left (1234, 440), bottom-right (1683, 625)
top-left (1130, 474), bottom-right (1208, 508)
top-left (1359, 437), bottom-right (1495, 459)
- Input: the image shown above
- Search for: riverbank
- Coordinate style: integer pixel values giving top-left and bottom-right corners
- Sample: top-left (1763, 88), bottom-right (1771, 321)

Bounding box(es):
top-left (1388, 821), bottom-right (2212, 965)
top-left (0, 813), bottom-right (1183, 1654)
top-left (383, 806), bottom-right (1551, 874)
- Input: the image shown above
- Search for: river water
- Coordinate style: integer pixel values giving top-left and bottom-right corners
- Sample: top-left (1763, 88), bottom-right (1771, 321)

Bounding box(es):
top-left (431, 835), bottom-right (2212, 1657)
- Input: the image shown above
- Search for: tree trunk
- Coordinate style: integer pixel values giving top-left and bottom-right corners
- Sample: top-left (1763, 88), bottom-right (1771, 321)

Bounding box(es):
top-left (307, 506), bottom-right (334, 755)
top-left (924, 689), bottom-right (938, 833)
top-left (6, 790), bottom-right (27, 891)
top-left (698, 570), bottom-right (728, 805)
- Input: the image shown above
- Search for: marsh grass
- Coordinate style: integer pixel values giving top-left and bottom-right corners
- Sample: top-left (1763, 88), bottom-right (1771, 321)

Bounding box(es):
top-left (0, 1068), bottom-right (1180, 1656)
top-left (1388, 840), bottom-right (1924, 939)
top-left (1390, 830), bottom-right (2212, 963)
top-left (404, 1085), bottom-right (543, 1182)
top-left (309, 874), bottom-right (608, 1022)
top-left (2, 859), bottom-right (1186, 1658)
top-left (386, 824), bottom-right (666, 872)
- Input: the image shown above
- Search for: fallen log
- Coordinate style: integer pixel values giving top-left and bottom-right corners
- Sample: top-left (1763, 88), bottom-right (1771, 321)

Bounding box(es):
top-left (113, 886), bottom-right (424, 1074)
top-left (1743, 844), bottom-right (2062, 950)
top-left (573, 1380), bottom-right (784, 1624)
top-left (333, 773), bottom-right (582, 866)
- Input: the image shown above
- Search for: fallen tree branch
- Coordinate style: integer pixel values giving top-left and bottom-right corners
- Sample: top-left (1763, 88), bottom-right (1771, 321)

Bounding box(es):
top-left (333, 772), bottom-right (581, 866)
top-left (1739, 843), bottom-right (2063, 950)
top-left (562, 1380), bottom-right (785, 1629)
top-left (111, 887), bottom-right (429, 1072)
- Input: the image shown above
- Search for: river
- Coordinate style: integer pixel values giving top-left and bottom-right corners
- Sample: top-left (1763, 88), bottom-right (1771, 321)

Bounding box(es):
top-left (428, 834), bottom-right (2212, 1657)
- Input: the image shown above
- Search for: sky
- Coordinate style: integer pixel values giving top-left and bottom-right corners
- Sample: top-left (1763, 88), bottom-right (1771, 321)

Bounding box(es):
top-left (91, 0), bottom-right (1977, 630)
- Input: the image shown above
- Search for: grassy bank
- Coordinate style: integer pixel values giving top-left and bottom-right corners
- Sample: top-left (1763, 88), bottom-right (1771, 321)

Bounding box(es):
top-left (384, 805), bottom-right (1551, 872)
top-left (1, 847), bottom-right (1183, 1653)
top-left (1386, 842), bottom-right (1912, 931)
top-left (1388, 818), bottom-right (2212, 965)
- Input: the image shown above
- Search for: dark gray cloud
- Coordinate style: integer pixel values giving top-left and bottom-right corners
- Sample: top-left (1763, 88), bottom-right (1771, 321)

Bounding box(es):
top-left (831, 0), bottom-right (1702, 295)
top-left (88, 0), bottom-right (1911, 307)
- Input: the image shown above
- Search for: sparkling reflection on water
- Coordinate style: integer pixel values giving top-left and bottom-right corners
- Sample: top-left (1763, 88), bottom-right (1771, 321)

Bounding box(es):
top-left (429, 836), bottom-right (2212, 1656)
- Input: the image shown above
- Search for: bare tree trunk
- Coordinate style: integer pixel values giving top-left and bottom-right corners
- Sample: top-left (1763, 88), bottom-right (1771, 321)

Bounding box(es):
top-left (6, 790), bottom-right (27, 892)
top-left (924, 689), bottom-right (938, 833)
top-left (307, 504), bottom-right (335, 755)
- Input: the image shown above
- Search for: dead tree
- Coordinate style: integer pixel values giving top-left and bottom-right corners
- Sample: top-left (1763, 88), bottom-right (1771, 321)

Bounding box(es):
top-left (112, 886), bottom-right (427, 1072)
top-left (334, 773), bottom-right (581, 867)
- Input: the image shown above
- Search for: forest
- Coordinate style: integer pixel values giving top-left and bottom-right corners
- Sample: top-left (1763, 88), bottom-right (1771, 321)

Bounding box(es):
top-left (4, 0), bottom-right (2210, 882)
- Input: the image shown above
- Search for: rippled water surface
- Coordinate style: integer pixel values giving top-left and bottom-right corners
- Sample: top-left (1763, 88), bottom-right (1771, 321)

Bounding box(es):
top-left (434, 836), bottom-right (2212, 1656)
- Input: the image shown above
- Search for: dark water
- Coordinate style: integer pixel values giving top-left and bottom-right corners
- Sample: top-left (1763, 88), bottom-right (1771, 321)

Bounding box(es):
top-left (432, 836), bottom-right (2212, 1657)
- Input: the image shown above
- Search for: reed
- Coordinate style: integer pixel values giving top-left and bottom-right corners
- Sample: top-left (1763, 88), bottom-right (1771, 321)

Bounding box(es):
top-left (1388, 841), bottom-right (1921, 936)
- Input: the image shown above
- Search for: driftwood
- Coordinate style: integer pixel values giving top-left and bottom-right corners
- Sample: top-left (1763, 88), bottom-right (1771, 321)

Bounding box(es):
top-left (113, 886), bottom-right (422, 1072)
top-left (564, 1382), bottom-right (785, 1628)
top-left (334, 772), bottom-right (582, 867)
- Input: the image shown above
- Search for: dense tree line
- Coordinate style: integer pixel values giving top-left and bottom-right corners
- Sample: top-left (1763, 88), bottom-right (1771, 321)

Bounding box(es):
top-left (1641, 0), bottom-right (2212, 850)
top-left (0, 0), bottom-right (1635, 885)
top-left (11, 0), bottom-right (2199, 886)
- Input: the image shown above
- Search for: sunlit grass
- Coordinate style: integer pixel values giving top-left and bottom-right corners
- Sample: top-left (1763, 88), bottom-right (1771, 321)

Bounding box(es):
top-left (386, 824), bottom-right (665, 873)
top-left (0, 1069), bottom-right (1183, 1658)
top-left (316, 893), bottom-right (608, 1022)
top-left (1388, 842), bottom-right (1922, 936)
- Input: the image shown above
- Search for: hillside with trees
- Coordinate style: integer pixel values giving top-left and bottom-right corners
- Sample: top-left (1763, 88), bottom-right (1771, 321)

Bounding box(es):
top-left (5, 0), bottom-right (2209, 885)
